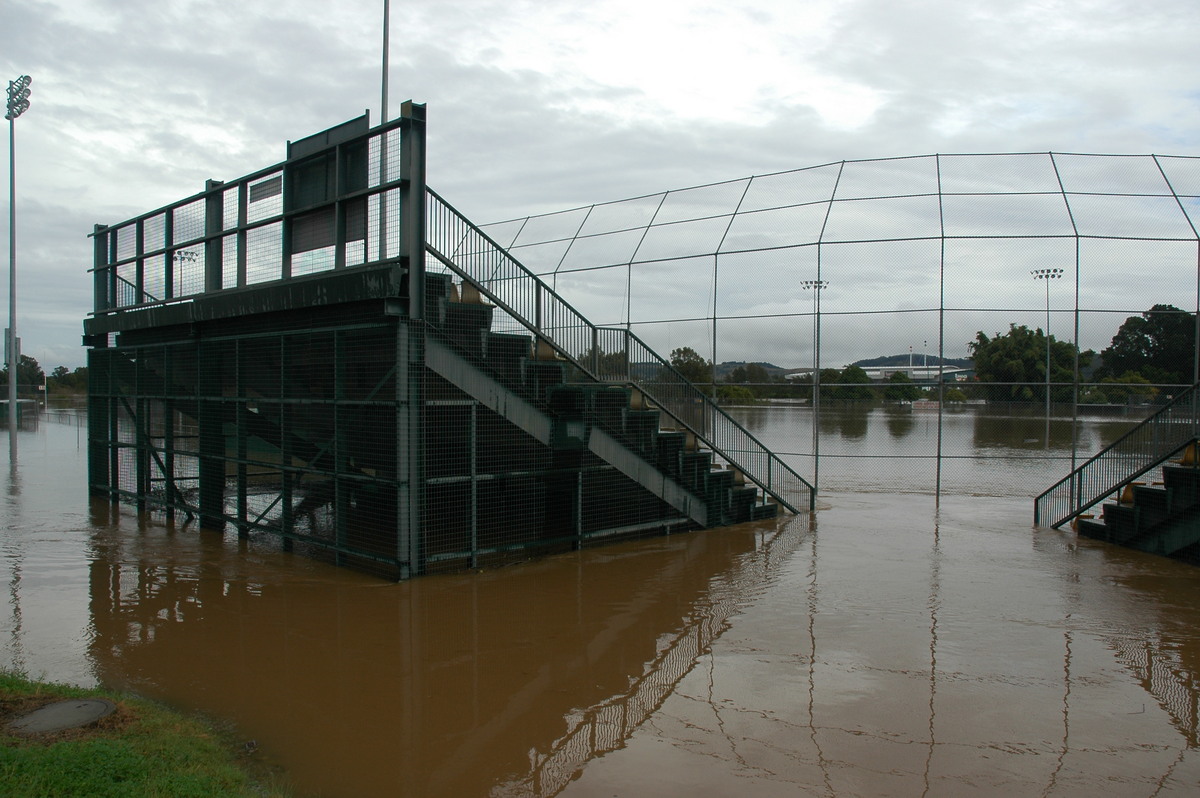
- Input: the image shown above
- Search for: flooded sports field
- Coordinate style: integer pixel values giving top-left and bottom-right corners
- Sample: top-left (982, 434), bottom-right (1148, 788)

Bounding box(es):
top-left (3, 409), bottom-right (1200, 796)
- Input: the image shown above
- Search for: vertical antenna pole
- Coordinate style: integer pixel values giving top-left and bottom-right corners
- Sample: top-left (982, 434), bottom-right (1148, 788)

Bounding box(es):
top-left (381, 0), bottom-right (390, 123)
top-left (378, 0), bottom-right (392, 263)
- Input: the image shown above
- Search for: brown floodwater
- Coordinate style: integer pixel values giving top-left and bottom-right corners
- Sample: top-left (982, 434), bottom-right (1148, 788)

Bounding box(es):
top-left (4, 417), bottom-right (1200, 796)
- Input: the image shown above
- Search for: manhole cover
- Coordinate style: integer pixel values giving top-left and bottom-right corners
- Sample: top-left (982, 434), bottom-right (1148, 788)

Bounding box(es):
top-left (8, 699), bottom-right (117, 734)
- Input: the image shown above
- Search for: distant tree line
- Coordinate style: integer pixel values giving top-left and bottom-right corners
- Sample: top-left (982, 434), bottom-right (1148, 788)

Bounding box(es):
top-left (666, 347), bottom-right (967, 406)
top-left (49, 364), bottom-right (89, 393)
top-left (1, 355), bottom-right (88, 398)
top-left (970, 304), bottom-right (1196, 405)
top-left (663, 303), bottom-right (1195, 409)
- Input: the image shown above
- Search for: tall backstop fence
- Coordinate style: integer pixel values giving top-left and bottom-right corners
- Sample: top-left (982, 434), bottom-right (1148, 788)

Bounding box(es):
top-left (476, 152), bottom-right (1200, 497)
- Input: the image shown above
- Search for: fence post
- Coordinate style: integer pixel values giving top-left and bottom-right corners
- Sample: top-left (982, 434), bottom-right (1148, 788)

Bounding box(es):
top-left (92, 225), bottom-right (110, 312)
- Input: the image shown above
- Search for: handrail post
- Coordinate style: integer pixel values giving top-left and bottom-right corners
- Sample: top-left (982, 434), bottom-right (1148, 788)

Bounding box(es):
top-left (134, 218), bottom-right (145, 304)
top-left (622, 331), bottom-right (630, 381)
top-left (204, 179), bottom-right (224, 294)
top-left (92, 224), bottom-right (110, 313)
top-left (400, 102), bottom-right (427, 321)
top-left (590, 327), bottom-right (598, 377)
top-left (535, 283), bottom-right (543, 333)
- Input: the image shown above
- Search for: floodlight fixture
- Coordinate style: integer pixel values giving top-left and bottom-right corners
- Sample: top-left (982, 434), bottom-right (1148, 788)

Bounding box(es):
top-left (5, 75), bottom-right (31, 121)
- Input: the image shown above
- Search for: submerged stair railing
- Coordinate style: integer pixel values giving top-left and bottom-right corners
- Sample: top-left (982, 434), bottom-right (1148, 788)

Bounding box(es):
top-left (425, 188), bottom-right (815, 513)
top-left (1035, 382), bottom-right (1200, 529)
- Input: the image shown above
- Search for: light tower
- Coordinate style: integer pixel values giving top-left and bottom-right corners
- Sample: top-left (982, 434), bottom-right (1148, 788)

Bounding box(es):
top-left (1031, 267), bottom-right (1063, 446)
top-left (6, 74), bottom-right (31, 453)
top-left (802, 279), bottom-right (827, 486)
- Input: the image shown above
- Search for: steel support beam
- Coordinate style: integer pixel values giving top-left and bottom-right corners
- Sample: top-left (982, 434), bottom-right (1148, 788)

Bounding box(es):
top-left (197, 342), bottom-right (226, 531)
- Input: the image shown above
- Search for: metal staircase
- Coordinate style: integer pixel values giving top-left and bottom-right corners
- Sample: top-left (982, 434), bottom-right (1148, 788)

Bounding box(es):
top-left (421, 269), bottom-right (777, 551)
top-left (425, 187), bottom-right (815, 515)
top-left (1073, 458), bottom-right (1200, 560)
top-left (423, 327), bottom-right (715, 527)
top-left (1035, 383), bottom-right (1200, 531)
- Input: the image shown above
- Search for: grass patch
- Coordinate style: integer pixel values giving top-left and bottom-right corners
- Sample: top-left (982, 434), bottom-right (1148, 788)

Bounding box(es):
top-left (0, 671), bottom-right (289, 797)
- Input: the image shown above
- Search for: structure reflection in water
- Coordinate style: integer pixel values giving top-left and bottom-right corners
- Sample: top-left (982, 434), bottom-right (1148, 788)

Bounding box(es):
top-left (546, 496), bottom-right (1200, 797)
top-left (85, 496), bottom-right (806, 797)
top-left (497, 515), bottom-right (810, 795)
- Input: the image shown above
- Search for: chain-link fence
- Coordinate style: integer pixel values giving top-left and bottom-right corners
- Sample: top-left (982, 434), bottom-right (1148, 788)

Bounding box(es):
top-left (478, 152), bottom-right (1200, 497)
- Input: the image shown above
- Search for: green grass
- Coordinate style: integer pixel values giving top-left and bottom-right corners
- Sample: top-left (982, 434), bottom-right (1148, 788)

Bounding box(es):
top-left (0, 671), bottom-right (289, 797)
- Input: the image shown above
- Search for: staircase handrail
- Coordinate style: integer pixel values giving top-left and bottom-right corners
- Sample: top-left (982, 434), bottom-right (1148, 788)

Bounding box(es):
top-left (425, 187), bottom-right (814, 513)
top-left (1035, 382), bottom-right (1200, 528)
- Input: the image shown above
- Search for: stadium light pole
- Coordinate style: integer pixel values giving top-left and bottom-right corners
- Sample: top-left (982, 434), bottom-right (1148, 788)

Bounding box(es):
top-left (1031, 268), bottom-right (1063, 447)
top-left (802, 279), bottom-right (827, 487)
top-left (6, 74), bottom-right (31, 458)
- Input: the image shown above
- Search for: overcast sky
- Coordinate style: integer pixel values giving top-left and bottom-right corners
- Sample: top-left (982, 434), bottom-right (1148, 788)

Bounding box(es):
top-left (2, 0), bottom-right (1199, 370)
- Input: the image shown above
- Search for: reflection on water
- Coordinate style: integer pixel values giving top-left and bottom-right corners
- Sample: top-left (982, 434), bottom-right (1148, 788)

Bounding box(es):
top-left (883, 405), bottom-right (916, 439)
top-left (554, 496), bottom-right (1200, 797)
top-left (5, 468), bottom-right (26, 676)
top-left (728, 403), bottom-right (1146, 497)
top-left (972, 409), bottom-right (1079, 450)
top-left (818, 406), bottom-right (870, 439)
top-left (85, 505), bottom-right (797, 797)
top-left (6, 416), bottom-right (1200, 796)
top-left (495, 518), bottom-right (805, 795)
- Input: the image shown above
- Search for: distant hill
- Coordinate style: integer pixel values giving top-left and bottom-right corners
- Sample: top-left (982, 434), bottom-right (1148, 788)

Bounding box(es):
top-left (715, 361), bottom-right (785, 378)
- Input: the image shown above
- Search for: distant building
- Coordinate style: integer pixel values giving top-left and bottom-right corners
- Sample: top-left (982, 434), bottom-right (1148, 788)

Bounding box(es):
top-left (858, 366), bottom-right (974, 383)
top-left (786, 366), bottom-right (974, 383)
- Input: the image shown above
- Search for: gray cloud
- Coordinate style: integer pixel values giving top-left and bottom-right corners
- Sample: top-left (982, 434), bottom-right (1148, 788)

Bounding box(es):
top-left (1, 0), bottom-right (1198, 369)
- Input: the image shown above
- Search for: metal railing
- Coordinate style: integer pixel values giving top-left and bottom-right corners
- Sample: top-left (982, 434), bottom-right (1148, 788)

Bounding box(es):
top-left (426, 188), bottom-right (815, 512)
top-left (89, 115), bottom-right (408, 319)
top-left (1035, 382), bottom-right (1200, 528)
